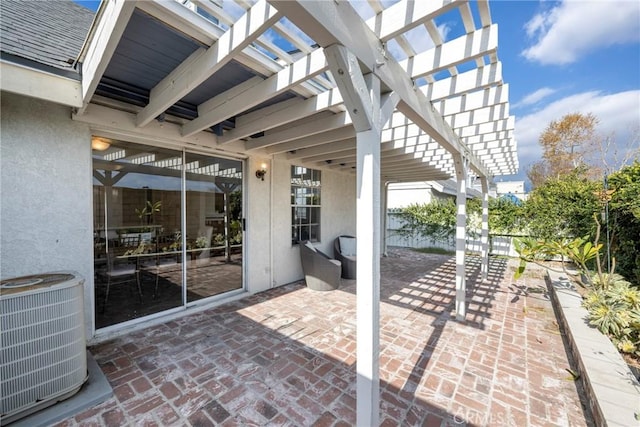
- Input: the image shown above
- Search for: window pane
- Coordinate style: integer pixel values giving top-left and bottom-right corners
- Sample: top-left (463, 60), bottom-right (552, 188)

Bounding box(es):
top-left (310, 207), bottom-right (320, 224)
top-left (309, 225), bottom-right (319, 241)
top-left (291, 165), bottom-right (321, 244)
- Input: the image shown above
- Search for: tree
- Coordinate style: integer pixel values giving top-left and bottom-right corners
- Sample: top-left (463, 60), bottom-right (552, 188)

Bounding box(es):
top-left (527, 112), bottom-right (599, 188)
top-left (526, 161), bottom-right (550, 190)
top-left (591, 125), bottom-right (640, 176)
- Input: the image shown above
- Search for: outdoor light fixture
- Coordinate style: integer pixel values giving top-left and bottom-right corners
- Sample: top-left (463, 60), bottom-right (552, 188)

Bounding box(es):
top-left (255, 163), bottom-right (268, 181)
top-left (91, 136), bottom-right (111, 151)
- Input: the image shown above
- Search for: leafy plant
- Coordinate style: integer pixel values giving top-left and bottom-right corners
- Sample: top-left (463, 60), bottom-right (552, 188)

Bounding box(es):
top-left (213, 233), bottom-right (225, 246)
top-left (195, 235), bottom-right (209, 249)
top-left (513, 235), bottom-right (601, 284)
top-left (583, 280), bottom-right (640, 357)
top-left (135, 200), bottom-right (162, 226)
top-left (396, 200), bottom-right (457, 246)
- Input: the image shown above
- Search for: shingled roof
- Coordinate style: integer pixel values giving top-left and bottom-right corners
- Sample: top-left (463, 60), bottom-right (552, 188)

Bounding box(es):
top-left (0, 0), bottom-right (94, 78)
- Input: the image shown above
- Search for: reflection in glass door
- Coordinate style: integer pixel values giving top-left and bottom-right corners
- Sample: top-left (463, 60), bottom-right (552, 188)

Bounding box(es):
top-left (92, 141), bottom-right (184, 328)
top-left (185, 153), bottom-right (243, 303)
top-left (92, 140), bottom-right (243, 329)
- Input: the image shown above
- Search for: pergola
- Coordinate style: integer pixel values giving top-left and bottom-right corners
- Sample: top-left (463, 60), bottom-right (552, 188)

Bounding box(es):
top-left (69, 0), bottom-right (517, 424)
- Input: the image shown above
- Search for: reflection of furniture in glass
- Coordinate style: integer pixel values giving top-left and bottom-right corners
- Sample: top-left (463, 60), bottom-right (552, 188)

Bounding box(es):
top-left (102, 249), bottom-right (142, 311)
top-left (194, 226), bottom-right (213, 265)
top-left (140, 253), bottom-right (180, 297)
top-left (299, 241), bottom-right (341, 291)
top-left (334, 235), bottom-right (357, 279)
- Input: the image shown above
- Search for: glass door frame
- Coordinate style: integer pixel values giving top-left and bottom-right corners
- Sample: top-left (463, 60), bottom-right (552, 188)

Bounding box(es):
top-left (92, 140), bottom-right (247, 336)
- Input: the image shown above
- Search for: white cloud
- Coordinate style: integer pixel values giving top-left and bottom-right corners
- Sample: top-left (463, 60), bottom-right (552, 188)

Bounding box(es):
top-left (522, 0), bottom-right (640, 65)
top-left (512, 87), bottom-right (557, 109)
top-left (515, 90), bottom-right (640, 172)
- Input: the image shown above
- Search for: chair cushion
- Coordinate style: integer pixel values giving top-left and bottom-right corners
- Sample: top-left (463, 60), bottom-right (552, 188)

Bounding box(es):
top-left (339, 236), bottom-right (356, 256)
top-left (305, 241), bottom-right (317, 252)
top-left (329, 259), bottom-right (341, 267)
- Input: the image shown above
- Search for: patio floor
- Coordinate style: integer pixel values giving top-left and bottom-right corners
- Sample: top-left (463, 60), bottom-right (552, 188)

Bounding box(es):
top-left (55, 248), bottom-right (593, 426)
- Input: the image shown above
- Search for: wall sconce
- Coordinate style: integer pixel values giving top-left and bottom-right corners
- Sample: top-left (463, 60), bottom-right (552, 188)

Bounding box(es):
top-left (255, 163), bottom-right (268, 181)
top-left (91, 136), bottom-right (111, 151)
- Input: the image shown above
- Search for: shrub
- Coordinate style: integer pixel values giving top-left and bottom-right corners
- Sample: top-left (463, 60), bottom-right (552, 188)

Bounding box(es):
top-left (524, 169), bottom-right (601, 240)
top-left (583, 278), bottom-right (640, 357)
top-left (607, 161), bottom-right (640, 284)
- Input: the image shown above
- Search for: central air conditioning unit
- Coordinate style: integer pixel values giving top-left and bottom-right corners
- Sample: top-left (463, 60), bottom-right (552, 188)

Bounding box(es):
top-left (0, 271), bottom-right (87, 425)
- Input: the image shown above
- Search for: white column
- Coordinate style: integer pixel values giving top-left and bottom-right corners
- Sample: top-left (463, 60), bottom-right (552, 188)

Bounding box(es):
top-left (324, 44), bottom-right (383, 427)
top-left (454, 155), bottom-right (468, 321)
top-left (356, 126), bottom-right (381, 427)
top-left (480, 177), bottom-right (490, 281)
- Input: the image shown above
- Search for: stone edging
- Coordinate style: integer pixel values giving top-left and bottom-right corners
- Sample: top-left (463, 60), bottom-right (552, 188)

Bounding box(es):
top-left (546, 270), bottom-right (640, 427)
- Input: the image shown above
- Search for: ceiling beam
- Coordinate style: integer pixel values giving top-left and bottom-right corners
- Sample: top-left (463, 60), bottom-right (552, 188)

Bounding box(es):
top-left (219, 86), bottom-right (343, 144)
top-left (287, 138), bottom-right (355, 159)
top-left (182, 48), bottom-right (328, 137)
top-left (136, 0), bottom-right (281, 127)
top-left (247, 111), bottom-right (352, 151)
top-left (78, 0), bottom-right (136, 114)
top-left (265, 126), bottom-right (356, 155)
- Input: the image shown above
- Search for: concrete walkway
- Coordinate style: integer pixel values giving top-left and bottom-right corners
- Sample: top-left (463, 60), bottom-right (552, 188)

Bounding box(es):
top-left (55, 248), bottom-right (593, 426)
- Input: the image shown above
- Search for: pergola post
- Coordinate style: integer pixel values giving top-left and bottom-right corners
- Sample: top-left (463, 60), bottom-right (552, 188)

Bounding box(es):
top-left (454, 154), bottom-right (468, 321)
top-left (323, 43), bottom-right (400, 427)
top-left (480, 177), bottom-right (490, 281)
top-left (355, 125), bottom-right (381, 426)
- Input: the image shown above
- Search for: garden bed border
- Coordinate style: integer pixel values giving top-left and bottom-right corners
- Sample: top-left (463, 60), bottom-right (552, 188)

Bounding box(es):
top-left (546, 270), bottom-right (640, 427)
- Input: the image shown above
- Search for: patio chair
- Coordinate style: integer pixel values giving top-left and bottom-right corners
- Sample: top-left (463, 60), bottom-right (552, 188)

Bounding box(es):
top-left (334, 235), bottom-right (356, 279)
top-left (140, 253), bottom-right (180, 297)
top-left (299, 241), bottom-right (342, 291)
top-left (102, 249), bottom-right (142, 311)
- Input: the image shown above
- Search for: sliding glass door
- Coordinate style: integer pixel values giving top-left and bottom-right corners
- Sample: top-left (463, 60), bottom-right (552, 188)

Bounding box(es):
top-left (92, 139), bottom-right (243, 329)
top-left (185, 152), bottom-right (243, 302)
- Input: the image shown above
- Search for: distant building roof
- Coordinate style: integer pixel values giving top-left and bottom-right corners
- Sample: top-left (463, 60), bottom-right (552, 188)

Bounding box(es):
top-left (0, 0), bottom-right (94, 78)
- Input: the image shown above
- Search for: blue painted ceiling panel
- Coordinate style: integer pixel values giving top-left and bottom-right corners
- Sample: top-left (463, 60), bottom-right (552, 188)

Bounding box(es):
top-left (102, 9), bottom-right (203, 90)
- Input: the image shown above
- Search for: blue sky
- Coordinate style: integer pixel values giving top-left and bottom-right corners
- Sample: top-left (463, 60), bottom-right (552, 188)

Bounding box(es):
top-left (76, 1), bottom-right (640, 187)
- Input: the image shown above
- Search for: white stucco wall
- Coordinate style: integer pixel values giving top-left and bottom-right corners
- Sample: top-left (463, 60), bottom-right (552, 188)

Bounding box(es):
top-left (267, 156), bottom-right (356, 288)
top-left (244, 156), bottom-right (273, 293)
top-left (0, 91), bottom-right (357, 338)
top-left (387, 182), bottom-right (435, 208)
top-left (1, 91), bottom-right (94, 334)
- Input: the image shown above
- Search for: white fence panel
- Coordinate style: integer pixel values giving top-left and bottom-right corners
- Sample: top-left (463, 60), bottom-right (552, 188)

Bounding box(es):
top-left (386, 211), bottom-right (521, 256)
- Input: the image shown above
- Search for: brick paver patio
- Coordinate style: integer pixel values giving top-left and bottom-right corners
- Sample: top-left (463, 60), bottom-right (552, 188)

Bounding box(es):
top-left (56, 248), bottom-right (593, 426)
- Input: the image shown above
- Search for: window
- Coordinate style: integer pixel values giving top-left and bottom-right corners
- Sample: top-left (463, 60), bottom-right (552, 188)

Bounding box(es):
top-left (291, 166), bottom-right (321, 244)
